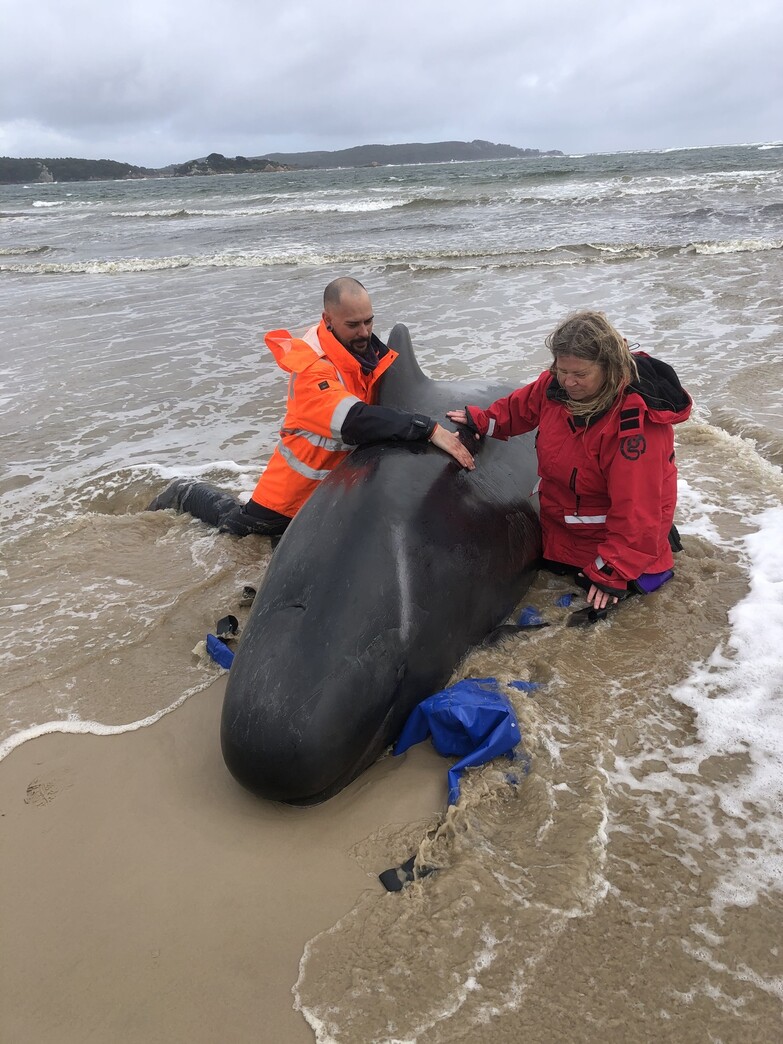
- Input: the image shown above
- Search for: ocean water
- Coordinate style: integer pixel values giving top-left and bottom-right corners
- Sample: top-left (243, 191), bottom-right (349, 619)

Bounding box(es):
top-left (2, 144), bottom-right (783, 1041)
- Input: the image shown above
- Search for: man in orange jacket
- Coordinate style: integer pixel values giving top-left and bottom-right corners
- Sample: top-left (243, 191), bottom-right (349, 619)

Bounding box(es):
top-left (148, 278), bottom-right (474, 536)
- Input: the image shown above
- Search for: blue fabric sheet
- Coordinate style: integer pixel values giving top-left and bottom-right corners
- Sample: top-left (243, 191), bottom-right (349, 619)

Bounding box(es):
top-left (206, 633), bottom-right (234, 669)
top-left (394, 678), bottom-right (526, 805)
top-left (518, 605), bottom-right (545, 627)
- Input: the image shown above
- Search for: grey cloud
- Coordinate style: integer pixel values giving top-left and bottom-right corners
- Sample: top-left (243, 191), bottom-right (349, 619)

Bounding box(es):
top-left (1, 0), bottom-right (781, 166)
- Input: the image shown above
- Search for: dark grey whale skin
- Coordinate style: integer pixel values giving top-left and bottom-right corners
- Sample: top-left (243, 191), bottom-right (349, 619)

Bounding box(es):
top-left (220, 324), bottom-right (541, 804)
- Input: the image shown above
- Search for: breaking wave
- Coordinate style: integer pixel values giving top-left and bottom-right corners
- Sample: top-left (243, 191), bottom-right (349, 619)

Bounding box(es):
top-left (3, 237), bottom-right (780, 276)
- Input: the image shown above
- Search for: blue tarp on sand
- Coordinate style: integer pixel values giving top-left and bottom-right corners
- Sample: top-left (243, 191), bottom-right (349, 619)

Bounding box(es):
top-left (394, 678), bottom-right (535, 804)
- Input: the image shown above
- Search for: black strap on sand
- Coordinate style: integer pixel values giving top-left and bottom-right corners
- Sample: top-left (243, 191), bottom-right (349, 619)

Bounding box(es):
top-left (378, 855), bottom-right (436, 892)
top-left (566, 606), bottom-right (609, 627)
top-left (239, 585), bottom-right (256, 606)
top-left (215, 615), bottom-right (239, 640)
top-left (669, 523), bottom-right (684, 553)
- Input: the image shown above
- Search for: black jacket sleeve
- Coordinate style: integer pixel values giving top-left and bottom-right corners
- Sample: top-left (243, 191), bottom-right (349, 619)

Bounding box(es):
top-left (341, 402), bottom-right (436, 446)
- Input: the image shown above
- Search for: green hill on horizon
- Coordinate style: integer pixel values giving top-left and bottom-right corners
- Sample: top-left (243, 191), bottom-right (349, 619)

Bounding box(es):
top-left (260, 138), bottom-right (562, 168)
top-left (0, 139), bottom-right (562, 184)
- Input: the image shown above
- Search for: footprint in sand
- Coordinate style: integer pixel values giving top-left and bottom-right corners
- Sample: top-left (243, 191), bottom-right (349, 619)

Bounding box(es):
top-left (24, 776), bottom-right (71, 807)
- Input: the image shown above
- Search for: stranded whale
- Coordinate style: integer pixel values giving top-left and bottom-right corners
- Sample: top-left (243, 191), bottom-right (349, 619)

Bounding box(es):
top-left (220, 324), bottom-right (541, 804)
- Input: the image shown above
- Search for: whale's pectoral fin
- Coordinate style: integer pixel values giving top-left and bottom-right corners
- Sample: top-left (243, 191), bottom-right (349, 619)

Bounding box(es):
top-left (482, 620), bottom-right (550, 646)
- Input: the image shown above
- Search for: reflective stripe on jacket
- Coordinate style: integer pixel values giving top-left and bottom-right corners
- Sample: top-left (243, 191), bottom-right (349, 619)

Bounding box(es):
top-left (250, 320), bottom-right (397, 517)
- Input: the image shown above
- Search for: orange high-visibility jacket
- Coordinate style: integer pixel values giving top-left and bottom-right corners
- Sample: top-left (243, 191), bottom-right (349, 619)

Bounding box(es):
top-left (250, 320), bottom-right (397, 518)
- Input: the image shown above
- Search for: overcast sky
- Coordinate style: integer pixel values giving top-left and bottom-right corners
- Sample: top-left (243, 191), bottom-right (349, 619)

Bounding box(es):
top-left (1, 0), bottom-right (781, 166)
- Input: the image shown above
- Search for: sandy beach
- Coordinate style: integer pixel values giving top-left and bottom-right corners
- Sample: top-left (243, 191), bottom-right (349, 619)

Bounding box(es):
top-left (0, 679), bottom-right (446, 1043)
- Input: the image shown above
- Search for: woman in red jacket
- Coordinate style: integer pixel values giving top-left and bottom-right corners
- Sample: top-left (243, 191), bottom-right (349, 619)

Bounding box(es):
top-left (447, 311), bottom-right (692, 613)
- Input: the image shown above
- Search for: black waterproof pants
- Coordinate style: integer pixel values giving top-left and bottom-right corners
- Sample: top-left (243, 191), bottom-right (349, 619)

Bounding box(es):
top-left (147, 479), bottom-right (291, 537)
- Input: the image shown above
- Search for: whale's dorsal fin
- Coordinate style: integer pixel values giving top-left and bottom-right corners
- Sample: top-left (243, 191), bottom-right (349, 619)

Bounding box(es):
top-left (380, 323), bottom-right (430, 411)
top-left (386, 323), bottom-right (427, 384)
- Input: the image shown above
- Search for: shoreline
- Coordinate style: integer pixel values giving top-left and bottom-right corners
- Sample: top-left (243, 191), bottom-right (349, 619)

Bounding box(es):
top-left (0, 675), bottom-right (216, 763)
top-left (1, 676), bottom-right (446, 1043)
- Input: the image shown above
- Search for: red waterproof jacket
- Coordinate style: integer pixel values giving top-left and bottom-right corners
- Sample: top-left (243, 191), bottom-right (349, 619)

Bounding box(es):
top-left (466, 354), bottom-right (692, 592)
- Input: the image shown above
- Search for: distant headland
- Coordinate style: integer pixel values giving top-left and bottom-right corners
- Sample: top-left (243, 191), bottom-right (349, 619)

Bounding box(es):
top-left (0, 140), bottom-right (563, 185)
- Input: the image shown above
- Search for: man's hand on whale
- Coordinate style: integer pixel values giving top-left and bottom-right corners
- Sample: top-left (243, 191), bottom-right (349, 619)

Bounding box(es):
top-left (430, 422), bottom-right (476, 469)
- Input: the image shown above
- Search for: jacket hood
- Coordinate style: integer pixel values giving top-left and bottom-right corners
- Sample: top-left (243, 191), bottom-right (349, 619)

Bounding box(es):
top-left (546, 352), bottom-right (692, 426)
top-left (628, 353), bottom-right (692, 424)
top-left (265, 323), bottom-right (396, 387)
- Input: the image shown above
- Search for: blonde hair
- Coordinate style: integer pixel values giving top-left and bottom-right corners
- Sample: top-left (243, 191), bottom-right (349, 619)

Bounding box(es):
top-left (545, 311), bottom-right (639, 419)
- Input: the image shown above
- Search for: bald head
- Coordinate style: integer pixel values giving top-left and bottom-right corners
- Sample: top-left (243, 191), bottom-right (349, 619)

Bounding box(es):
top-left (323, 277), bottom-right (367, 310)
top-left (322, 278), bottom-right (374, 354)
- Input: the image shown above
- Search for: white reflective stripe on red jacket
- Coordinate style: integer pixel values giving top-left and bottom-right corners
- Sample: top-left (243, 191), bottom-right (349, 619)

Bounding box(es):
top-left (563, 514), bottom-right (608, 524)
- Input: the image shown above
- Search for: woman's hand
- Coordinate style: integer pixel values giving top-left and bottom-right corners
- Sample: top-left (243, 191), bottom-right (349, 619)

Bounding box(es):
top-left (586, 584), bottom-right (619, 611)
top-left (429, 423), bottom-right (476, 470)
top-left (446, 409), bottom-right (467, 425)
top-left (446, 409), bottom-right (481, 439)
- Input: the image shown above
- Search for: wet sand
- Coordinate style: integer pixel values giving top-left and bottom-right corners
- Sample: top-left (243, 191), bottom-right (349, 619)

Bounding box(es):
top-left (3, 537), bottom-right (783, 1043)
top-left (0, 678), bottom-right (445, 1043)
